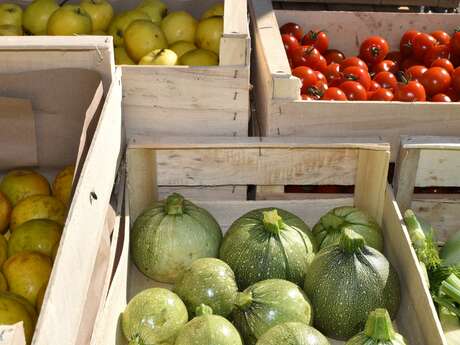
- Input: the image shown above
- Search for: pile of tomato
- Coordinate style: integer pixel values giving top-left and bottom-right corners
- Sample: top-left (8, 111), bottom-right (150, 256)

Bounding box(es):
top-left (281, 22), bottom-right (460, 102)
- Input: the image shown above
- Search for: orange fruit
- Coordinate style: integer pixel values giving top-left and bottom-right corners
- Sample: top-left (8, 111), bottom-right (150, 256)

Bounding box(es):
top-left (0, 170), bottom-right (50, 206)
top-left (0, 191), bottom-right (11, 233)
top-left (52, 165), bottom-right (75, 207)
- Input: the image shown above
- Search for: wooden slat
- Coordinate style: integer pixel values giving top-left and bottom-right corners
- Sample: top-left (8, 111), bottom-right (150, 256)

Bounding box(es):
top-left (158, 186), bottom-right (248, 201)
top-left (416, 149), bottom-right (460, 187)
top-left (394, 145), bottom-right (420, 213)
top-left (32, 70), bottom-right (122, 345)
top-left (224, 0), bottom-right (249, 37)
top-left (411, 197), bottom-right (460, 243)
top-left (402, 136), bottom-right (460, 150)
top-left (383, 187), bottom-right (446, 345)
top-left (354, 149), bottom-right (390, 225)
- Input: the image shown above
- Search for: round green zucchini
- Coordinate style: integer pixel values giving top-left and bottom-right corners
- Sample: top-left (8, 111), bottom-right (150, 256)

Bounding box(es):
top-left (232, 279), bottom-right (313, 345)
top-left (219, 208), bottom-right (316, 289)
top-left (255, 322), bottom-right (330, 345)
top-left (304, 229), bottom-right (400, 340)
top-left (173, 257), bottom-right (238, 317)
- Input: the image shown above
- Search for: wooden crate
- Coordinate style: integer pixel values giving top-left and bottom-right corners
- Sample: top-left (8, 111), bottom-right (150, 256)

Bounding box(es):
top-left (110, 0), bottom-right (251, 138)
top-left (0, 44), bottom-right (123, 345)
top-left (90, 136), bottom-right (443, 345)
top-left (274, 0), bottom-right (459, 9)
top-left (250, 1), bottom-right (460, 161)
top-left (394, 136), bottom-right (460, 243)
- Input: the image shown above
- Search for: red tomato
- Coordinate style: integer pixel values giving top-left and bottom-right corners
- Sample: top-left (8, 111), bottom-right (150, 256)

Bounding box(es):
top-left (374, 71), bottom-right (397, 90)
top-left (400, 30), bottom-right (420, 57)
top-left (301, 94), bottom-right (315, 101)
top-left (343, 66), bottom-right (372, 90)
top-left (321, 87), bottom-right (347, 101)
top-left (316, 54), bottom-right (328, 74)
top-left (406, 65), bottom-right (428, 81)
top-left (280, 22), bottom-right (303, 41)
top-left (282, 34), bottom-right (301, 58)
top-left (341, 57), bottom-right (368, 71)
top-left (385, 51), bottom-right (403, 65)
top-left (339, 81), bottom-right (368, 101)
top-left (373, 60), bottom-right (399, 74)
top-left (412, 33), bottom-right (437, 60)
top-left (292, 66), bottom-right (318, 94)
top-left (419, 67), bottom-right (452, 96)
top-left (324, 49), bottom-right (345, 64)
top-left (450, 31), bottom-right (460, 57)
top-left (370, 88), bottom-right (394, 101)
top-left (431, 93), bottom-right (452, 102)
top-left (401, 57), bottom-right (421, 70)
top-left (451, 67), bottom-right (460, 93)
top-left (431, 58), bottom-right (454, 74)
top-left (315, 71), bottom-right (327, 83)
top-left (423, 45), bottom-right (450, 67)
top-left (431, 30), bottom-right (451, 45)
top-left (301, 30), bottom-right (329, 54)
top-left (359, 36), bottom-right (389, 64)
top-left (291, 46), bottom-right (321, 69)
top-left (445, 87), bottom-right (459, 101)
top-left (451, 53), bottom-right (460, 68)
top-left (369, 80), bottom-right (381, 91)
top-left (303, 86), bottom-right (323, 100)
top-left (395, 80), bottom-right (426, 102)
top-left (324, 63), bottom-right (342, 86)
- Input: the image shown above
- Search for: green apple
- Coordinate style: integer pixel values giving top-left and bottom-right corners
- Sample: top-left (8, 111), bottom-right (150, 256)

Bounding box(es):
top-left (201, 3), bottom-right (224, 19)
top-left (195, 16), bottom-right (223, 55)
top-left (137, 0), bottom-right (167, 24)
top-left (80, 0), bottom-right (114, 33)
top-left (108, 10), bottom-right (150, 47)
top-left (139, 48), bottom-right (178, 65)
top-left (124, 19), bottom-right (167, 63)
top-left (169, 41), bottom-right (196, 58)
top-left (23, 0), bottom-right (59, 35)
top-left (47, 5), bottom-right (92, 36)
top-left (0, 24), bottom-right (22, 36)
top-left (0, 3), bottom-right (22, 27)
top-left (115, 47), bottom-right (135, 65)
top-left (161, 11), bottom-right (197, 45)
top-left (180, 48), bottom-right (218, 66)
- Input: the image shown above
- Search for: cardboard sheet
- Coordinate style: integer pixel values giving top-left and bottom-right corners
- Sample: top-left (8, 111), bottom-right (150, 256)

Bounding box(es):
top-left (0, 323), bottom-right (26, 345)
top-left (0, 68), bottom-right (104, 170)
top-left (0, 97), bottom-right (37, 169)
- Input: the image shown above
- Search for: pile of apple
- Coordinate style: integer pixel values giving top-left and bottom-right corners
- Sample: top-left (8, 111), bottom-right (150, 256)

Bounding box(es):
top-left (0, 167), bottom-right (74, 344)
top-left (0, 0), bottom-right (223, 66)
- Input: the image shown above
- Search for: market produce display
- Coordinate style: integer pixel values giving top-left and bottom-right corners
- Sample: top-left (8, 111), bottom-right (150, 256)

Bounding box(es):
top-left (281, 22), bottom-right (460, 101)
top-left (0, 167), bottom-right (74, 344)
top-left (125, 194), bottom-right (402, 344)
top-left (403, 210), bottom-right (460, 342)
top-left (219, 208), bottom-right (316, 289)
top-left (0, 0), bottom-right (223, 66)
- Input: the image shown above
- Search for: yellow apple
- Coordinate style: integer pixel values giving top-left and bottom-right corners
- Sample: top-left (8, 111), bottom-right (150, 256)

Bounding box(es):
top-left (80, 0), bottom-right (113, 33)
top-left (201, 3), bottom-right (224, 19)
top-left (23, 0), bottom-right (59, 35)
top-left (0, 24), bottom-right (22, 36)
top-left (124, 19), bottom-right (167, 63)
top-left (47, 4), bottom-right (92, 35)
top-left (137, 0), bottom-right (167, 24)
top-left (196, 16), bottom-right (223, 55)
top-left (108, 10), bottom-right (150, 47)
top-left (115, 47), bottom-right (135, 65)
top-left (169, 41), bottom-right (196, 59)
top-left (161, 11), bottom-right (197, 45)
top-left (139, 48), bottom-right (178, 65)
top-left (0, 169), bottom-right (50, 207)
top-left (0, 3), bottom-right (22, 27)
top-left (180, 48), bottom-right (218, 66)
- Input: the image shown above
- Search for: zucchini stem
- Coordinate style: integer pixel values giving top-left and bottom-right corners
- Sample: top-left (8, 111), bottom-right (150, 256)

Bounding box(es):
top-left (166, 193), bottom-right (184, 215)
top-left (235, 292), bottom-right (253, 310)
top-left (262, 210), bottom-right (284, 234)
top-left (339, 228), bottom-right (365, 253)
top-left (364, 309), bottom-right (396, 340)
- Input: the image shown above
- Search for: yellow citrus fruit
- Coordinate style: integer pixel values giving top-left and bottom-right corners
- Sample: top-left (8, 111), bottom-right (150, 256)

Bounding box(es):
top-left (35, 284), bottom-right (47, 312)
top-left (0, 170), bottom-right (50, 206)
top-left (0, 234), bottom-right (7, 267)
top-left (0, 191), bottom-right (12, 233)
top-left (8, 219), bottom-right (62, 258)
top-left (4, 291), bottom-right (38, 323)
top-left (195, 16), bottom-right (223, 55)
top-left (10, 195), bottom-right (66, 230)
top-left (0, 272), bottom-right (7, 292)
top-left (201, 3), bottom-right (224, 19)
top-left (52, 165), bottom-right (75, 207)
top-left (0, 292), bottom-right (36, 344)
top-left (3, 251), bottom-right (52, 305)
